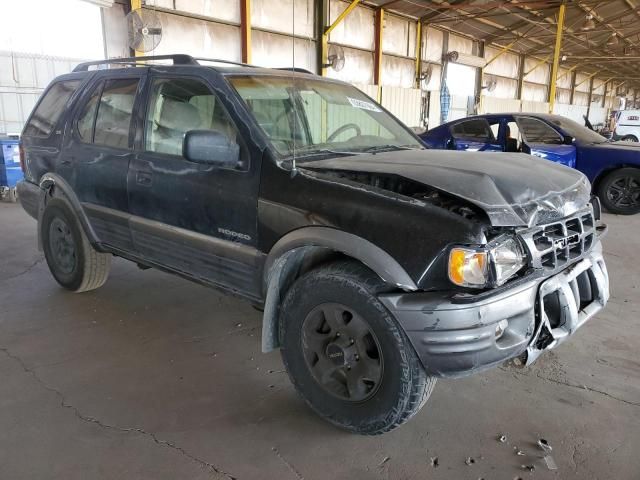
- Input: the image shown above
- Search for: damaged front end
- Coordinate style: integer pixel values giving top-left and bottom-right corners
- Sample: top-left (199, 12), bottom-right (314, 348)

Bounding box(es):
top-left (378, 201), bottom-right (609, 377)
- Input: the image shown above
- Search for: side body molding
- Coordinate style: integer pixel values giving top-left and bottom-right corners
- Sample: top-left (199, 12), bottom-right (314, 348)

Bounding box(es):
top-left (261, 226), bottom-right (417, 353)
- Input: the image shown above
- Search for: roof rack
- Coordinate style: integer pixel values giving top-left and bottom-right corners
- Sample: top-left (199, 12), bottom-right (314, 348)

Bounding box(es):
top-left (73, 54), bottom-right (199, 72)
top-left (193, 57), bottom-right (258, 68)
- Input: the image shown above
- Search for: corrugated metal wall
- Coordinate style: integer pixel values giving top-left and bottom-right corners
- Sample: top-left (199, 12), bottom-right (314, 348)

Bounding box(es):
top-left (0, 52), bottom-right (88, 134)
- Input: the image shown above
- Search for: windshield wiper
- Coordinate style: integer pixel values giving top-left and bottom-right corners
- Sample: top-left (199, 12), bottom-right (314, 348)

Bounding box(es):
top-left (357, 144), bottom-right (417, 153)
top-left (290, 148), bottom-right (364, 160)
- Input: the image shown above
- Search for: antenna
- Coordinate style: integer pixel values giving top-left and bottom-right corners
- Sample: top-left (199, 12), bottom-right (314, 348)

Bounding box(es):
top-left (290, 0), bottom-right (298, 177)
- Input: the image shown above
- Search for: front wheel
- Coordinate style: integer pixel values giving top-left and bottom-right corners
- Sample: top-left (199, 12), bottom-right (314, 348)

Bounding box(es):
top-left (280, 261), bottom-right (435, 435)
top-left (597, 168), bottom-right (640, 215)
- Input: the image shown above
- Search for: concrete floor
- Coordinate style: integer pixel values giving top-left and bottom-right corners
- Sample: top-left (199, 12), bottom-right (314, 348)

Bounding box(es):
top-left (0, 201), bottom-right (638, 480)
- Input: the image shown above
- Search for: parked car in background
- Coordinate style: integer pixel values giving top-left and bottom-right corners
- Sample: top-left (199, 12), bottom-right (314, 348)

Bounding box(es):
top-left (420, 113), bottom-right (640, 215)
top-left (613, 109), bottom-right (640, 142)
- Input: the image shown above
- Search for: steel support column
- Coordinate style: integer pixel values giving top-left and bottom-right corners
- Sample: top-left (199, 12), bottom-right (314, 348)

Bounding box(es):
top-left (130, 0), bottom-right (142, 57)
top-left (548, 2), bottom-right (566, 113)
top-left (414, 20), bottom-right (422, 89)
top-left (374, 8), bottom-right (384, 100)
top-left (240, 0), bottom-right (251, 64)
top-left (517, 53), bottom-right (525, 100)
top-left (321, 0), bottom-right (361, 76)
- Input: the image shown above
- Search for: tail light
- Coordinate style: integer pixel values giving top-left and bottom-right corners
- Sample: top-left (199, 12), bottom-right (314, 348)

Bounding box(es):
top-left (19, 143), bottom-right (25, 172)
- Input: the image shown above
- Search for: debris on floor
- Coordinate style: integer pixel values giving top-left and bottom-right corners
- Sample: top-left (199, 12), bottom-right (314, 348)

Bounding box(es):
top-left (498, 434), bottom-right (508, 443)
top-left (516, 449), bottom-right (525, 456)
top-left (378, 456), bottom-right (390, 467)
top-left (430, 456), bottom-right (439, 468)
top-left (465, 456), bottom-right (476, 465)
top-left (544, 455), bottom-right (558, 470)
top-left (521, 464), bottom-right (535, 472)
top-left (537, 438), bottom-right (552, 452)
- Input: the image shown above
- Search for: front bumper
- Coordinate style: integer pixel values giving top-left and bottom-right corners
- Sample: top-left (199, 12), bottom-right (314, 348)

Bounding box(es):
top-left (380, 243), bottom-right (609, 378)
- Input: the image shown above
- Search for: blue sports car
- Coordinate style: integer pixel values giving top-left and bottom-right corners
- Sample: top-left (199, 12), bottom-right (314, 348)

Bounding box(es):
top-left (420, 113), bottom-right (640, 214)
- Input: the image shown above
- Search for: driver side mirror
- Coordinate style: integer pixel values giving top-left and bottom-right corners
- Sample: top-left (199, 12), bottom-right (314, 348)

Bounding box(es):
top-left (563, 135), bottom-right (574, 145)
top-left (183, 130), bottom-right (241, 168)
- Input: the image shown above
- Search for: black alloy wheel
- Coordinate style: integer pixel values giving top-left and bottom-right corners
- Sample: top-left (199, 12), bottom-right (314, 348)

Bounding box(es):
top-left (301, 302), bottom-right (383, 402)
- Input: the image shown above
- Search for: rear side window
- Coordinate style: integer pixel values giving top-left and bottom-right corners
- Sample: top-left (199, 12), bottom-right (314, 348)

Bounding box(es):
top-left (517, 117), bottom-right (563, 144)
top-left (451, 119), bottom-right (495, 140)
top-left (23, 80), bottom-right (81, 137)
top-left (76, 78), bottom-right (139, 149)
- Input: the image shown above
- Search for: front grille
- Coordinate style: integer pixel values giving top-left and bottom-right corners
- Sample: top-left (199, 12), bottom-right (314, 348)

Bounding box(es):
top-left (520, 207), bottom-right (596, 270)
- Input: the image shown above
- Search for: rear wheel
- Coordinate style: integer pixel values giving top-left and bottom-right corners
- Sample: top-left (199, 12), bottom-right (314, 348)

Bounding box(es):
top-left (597, 168), bottom-right (640, 215)
top-left (279, 261), bottom-right (435, 435)
top-left (41, 198), bottom-right (111, 292)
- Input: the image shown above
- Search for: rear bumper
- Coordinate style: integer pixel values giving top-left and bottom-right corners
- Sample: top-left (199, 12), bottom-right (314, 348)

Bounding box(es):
top-left (16, 180), bottom-right (40, 219)
top-left (380, 243), bottom-right (609, 378)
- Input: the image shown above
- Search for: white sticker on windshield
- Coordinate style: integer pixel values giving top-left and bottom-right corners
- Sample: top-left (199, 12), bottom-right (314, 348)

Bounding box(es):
top-left (347, 97), bottom-right (382, 112)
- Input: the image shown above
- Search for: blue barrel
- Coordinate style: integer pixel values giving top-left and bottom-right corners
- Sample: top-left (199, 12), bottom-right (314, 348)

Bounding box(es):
top-left (0, 136), bottom-right (22, 189)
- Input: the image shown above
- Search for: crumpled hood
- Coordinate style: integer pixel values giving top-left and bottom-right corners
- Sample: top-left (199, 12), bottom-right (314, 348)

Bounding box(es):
top-left (301, 149), bottom-right (591, 227)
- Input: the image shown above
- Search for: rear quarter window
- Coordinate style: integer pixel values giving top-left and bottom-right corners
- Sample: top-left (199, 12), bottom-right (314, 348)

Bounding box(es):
top-left (23, 80), bottom-right (81, 137)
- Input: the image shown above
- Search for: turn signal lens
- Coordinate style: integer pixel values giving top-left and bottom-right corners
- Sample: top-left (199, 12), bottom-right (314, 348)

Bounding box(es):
top-left (448, 248), bottom-right (488, 287)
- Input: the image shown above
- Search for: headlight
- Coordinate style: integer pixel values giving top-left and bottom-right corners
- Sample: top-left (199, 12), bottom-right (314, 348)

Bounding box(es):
top-left (448, 236), bottom-right (525, 288)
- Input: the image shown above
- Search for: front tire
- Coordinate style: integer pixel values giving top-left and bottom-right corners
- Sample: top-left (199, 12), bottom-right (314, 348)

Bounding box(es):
top-left (279, 261), bottom-right (435, 435)
top-left (597, 168), bottom-right (640, 215)
top-left (621, 135), bottom-right (638, 142)
top-left (41, 198), bottom-right (111, 292)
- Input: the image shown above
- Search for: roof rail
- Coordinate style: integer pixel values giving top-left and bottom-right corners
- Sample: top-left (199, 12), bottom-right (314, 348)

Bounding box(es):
top-left (193, 57), bottom-right (258, 68)
top-left (276, 67), bottom-right (315, 75)
top-left (73, 54), bottom-right (199, 72)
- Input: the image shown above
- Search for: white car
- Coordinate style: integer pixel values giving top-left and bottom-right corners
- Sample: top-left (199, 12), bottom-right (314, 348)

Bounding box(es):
top-left (614, 109), bottom-right (640, 142)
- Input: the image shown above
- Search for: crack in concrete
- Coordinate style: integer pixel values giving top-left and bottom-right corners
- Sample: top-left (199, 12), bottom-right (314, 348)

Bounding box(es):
top-left (1, 256), bottom-right (45, 282)
top-left (272, 447), bottom-right (304, 480)
top-left (0, 347), bottom-right (237, 480)
top-left (500, 365), bottom-right (640, 408)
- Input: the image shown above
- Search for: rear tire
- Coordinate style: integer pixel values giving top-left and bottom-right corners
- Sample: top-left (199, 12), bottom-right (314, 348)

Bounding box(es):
top-left (279, 260), bottom-right (435, 435)
top-left (41, 198), bottom-right (111, 292)
top-left (597, 168), bottom-right (640, 215)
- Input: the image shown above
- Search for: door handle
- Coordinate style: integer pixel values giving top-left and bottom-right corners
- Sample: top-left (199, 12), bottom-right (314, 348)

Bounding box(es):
top-left (136, 171), bottom-right (152, 187)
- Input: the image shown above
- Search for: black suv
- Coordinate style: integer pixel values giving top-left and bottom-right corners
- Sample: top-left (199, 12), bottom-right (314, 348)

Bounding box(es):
top-left (18, 55), bottom-right (609, 435)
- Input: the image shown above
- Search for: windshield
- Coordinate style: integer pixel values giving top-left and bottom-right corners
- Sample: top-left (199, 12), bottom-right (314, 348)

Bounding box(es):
top-left (227, 75), bottom-right (423, 158)
top-left (547, 116), bottom-right (608, 144)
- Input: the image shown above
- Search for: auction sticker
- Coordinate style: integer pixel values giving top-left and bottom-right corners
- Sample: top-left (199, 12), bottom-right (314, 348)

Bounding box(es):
top-left (347, 97), bottom-right (382, 112)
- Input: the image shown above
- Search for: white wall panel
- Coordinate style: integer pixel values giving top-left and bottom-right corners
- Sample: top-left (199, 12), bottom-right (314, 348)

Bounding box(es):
top-left (427, 90), bottom-right (441, 128)
top-left (556, 68), bottom-right (572, 89)
top-left (556, 88), bottom-right (571, 104)
top-left (553, 103), bottom-right (588, 123)
top-left (328, 1), bottom-right (374, 50)
top-left (381, 86), bottom-right (421, 127)
top-left (152, 12), bottom-right (241, 61)
top-left (104, 3), bottom-right (129, 59)
top-left (381, 55), bottom-right (414, 88)
top-left (154, 0), bottom-right (241, 23)
top-left (483, 76), bottom-right (517, 99)
top-left (423, 27), bottom-right (443, 63)
top-left (523, 57), bottom-right (549, 84)
top-left (575, 73), bottom-right (590, 93)
top-left (326, 45), bottom-right (373, 85)
top-left (573, 91), bottom-right (589, 106)
top-left (448, 95), bottom-right (471, 121)
top-left (523, 82), bottom-right (547, 102)
top-left (382, 14), bottom-right (410, 57)
top-left (448, 33), bottom-right (473, 55)
top-left (479, 96), bottom-right (521, 114)
top-left (252, 31), bottom-right (316, 72)
top-left (483, 46), bottom-right (519, 78)
top-left (521, 100), bottom-right (549, 113)
top-left (252, 0), bottom-right (314, 37)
